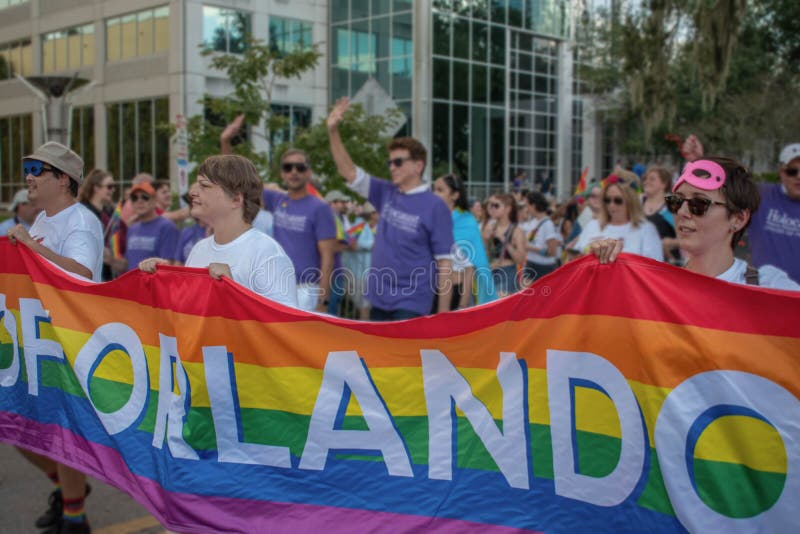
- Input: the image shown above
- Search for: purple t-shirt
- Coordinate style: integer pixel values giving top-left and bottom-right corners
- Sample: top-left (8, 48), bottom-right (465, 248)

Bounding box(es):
top-left (262, 190), bottom-right (337, 284)
top-left (125, 216), bottom-right (179, 271)
top-left (175, 224), bottom-right (207, 264)
top-left (749, 183), bottom-right (800, 283)
top-left (364, 176), bottom-right (454, 315)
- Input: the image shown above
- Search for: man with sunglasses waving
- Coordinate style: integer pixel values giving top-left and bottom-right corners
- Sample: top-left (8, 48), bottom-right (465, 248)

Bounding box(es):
top-left (7, 141), bottom-right (100, 533)
top-left (327, 97), bottom-right (454, 320)
top-left (590, 156), bottom-right (799, 290)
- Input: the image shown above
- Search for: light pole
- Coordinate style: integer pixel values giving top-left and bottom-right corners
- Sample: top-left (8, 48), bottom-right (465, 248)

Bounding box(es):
top-left (15, 74), bottom-right (94, 145)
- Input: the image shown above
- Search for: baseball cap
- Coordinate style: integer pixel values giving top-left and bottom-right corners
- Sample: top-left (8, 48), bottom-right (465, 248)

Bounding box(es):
top-left (779, 144), bottom-right (800, 165)
top-left (129, 182), bottom-right (156, 197)
top-left (324, 190), bottom-right (349, 203)
top-left (362, 202), bottom-right (376, 215)
top-left (10, 189), bottom-right (29, 211)
top-left (23, 142), bottom-right (84, 185)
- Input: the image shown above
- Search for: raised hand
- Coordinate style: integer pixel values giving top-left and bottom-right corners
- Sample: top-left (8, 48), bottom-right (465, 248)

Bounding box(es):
top-left (327, 97), bottom-right (350, 131)
top-left (221, 114), bottom-right (245, 143)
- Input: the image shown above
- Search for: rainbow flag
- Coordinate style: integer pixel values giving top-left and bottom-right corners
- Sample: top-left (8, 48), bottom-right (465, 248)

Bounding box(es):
top-left (1, 240), bottom-right (799, 533)
top-left (574, 166), bottom-right (589, 195)
top-left (105, 202), bottom-right (125, 259)
top-left (346, 221), bottom-right (366, 239)
top-left (306, 183), bottom-right (323, 199)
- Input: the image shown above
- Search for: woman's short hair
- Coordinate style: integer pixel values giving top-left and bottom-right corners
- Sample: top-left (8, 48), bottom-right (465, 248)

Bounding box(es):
top-left (701, 156), bottom-right (760, 249)
top-left (525, 191), bottom-right (549, 213)
top-left (196, 155), bottom-right (263, 223)
top-left (644, 165), bottom-right (672, 193)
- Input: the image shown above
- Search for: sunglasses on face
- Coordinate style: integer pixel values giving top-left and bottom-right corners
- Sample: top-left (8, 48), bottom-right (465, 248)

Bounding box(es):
top-left (604, 196), bottom-right (624, 206)
top-left (282, 162), bottom-right (308, 173)
top-left (130, 193), bottom-right (151, 202)
top-left (664, 193), bottom-right (727, 216)
top-left (387, 157), bottom-right (412, 168)
top-left (24, 160), bottom-right (58, 177)
top-left (488, 202), bottom-right (503, 209)
top-left (101, 183), bottom-right (116, 190)
top-left (784, 167), bottom-right (800, 178)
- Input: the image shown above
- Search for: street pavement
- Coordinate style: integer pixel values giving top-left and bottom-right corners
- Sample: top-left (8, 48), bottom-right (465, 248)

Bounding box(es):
top-left (0, 444), bottom-right (165, 533)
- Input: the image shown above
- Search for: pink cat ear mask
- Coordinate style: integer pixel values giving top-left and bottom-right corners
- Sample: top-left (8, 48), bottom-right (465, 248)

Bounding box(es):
top-left (673, 160), bottom-right (726, 193)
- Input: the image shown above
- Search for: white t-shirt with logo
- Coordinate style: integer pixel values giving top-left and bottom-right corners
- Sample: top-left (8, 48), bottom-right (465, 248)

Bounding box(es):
top-left (186, 228), bottom-right (298, 308)
top-left (29, 202), bottom-right (104, 282)
top-left (574, 219), bottom-right (664, 261)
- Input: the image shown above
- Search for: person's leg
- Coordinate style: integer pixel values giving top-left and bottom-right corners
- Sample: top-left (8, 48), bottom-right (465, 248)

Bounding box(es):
top-left (52, 464), bottom-right (89, 532)
top-left (18, 449), bottom-right (64, 528)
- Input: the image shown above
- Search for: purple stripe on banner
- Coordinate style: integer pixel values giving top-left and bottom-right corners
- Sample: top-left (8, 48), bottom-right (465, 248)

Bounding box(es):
top-left (0, 411), bottom-right (541, 534)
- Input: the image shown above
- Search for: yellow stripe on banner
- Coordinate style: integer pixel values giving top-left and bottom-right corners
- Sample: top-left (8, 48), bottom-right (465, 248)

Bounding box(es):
top-left (694, 415), bottom-right (787, 474)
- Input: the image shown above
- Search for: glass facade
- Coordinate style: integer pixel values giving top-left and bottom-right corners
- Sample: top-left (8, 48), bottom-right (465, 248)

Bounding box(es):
top-left (42, 24), bottom-right (94, 73)
top-left (106, 97), bottom-right (169, 185)
top-left (203, 5), bottom-right (251, 54)
top-left (0, 39), bottom-right (32, 79)
top-left (0, 113), bottom-right (32, 204)
top-left (70, 106), bottom-right (95, 172)
top-left (0, 0), bottom-right (26, 9)
top-left (270, 103), bottom-right (312, 146)
top-left (330, 0), bottom-right (414, 137)
top-left (269, 16), bottom-right (313, 56)
top-left (107, 6), bottom-right (169, 61)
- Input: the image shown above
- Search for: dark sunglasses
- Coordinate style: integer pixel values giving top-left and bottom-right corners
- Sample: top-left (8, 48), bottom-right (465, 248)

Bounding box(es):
top-left (387, 157), bottom-right (412, 168)
top-left (282, 162), bottom-right (308, 173)
top-left (784, 167), bottom-right (800, 177)
top-left (664, 193), bottom-right (727, 216)
top-left (488, 202), bottom-right (503, 209)
top-left (24, 160), bottom-right (59, 177)
top-left (604, 196), bottom-right (624, 205)
top-left (130, 193), bottom-right (151, 202)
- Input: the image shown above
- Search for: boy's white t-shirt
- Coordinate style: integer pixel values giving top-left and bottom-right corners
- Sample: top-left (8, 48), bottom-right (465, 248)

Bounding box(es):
top-left (574, 219), bottom-right (664, 262)
top-left (186, 228), bottom-right (298, 308)
top-left (29, 202), bottom-right (104, 282)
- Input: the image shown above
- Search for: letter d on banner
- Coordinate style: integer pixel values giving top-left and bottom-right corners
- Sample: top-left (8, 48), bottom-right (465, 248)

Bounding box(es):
top-left (547, 350), bottom-right (646, 506)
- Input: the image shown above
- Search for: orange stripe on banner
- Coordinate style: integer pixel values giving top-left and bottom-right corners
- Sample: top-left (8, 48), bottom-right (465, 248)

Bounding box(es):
top-left (4, 273), bottom-right (799, 396)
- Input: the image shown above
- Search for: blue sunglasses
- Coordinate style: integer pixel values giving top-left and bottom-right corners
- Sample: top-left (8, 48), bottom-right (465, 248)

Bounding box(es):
top-left (23, 160), bottom-right (59, 177)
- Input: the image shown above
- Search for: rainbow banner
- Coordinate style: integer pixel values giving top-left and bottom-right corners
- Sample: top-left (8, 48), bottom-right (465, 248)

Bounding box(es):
top-left (1, 239), bottom-right (799, 533)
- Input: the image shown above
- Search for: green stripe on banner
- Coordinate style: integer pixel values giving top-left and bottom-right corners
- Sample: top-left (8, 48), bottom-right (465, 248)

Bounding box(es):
top-left (34, 370), bottom-right (787, 520)
top-left (695, 459), bottom-right (785, 518)
top-left (0, 342), bottom-right (13, 369)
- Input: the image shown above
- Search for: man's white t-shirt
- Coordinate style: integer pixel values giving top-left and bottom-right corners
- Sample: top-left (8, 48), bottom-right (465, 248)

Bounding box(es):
top-left (717, 258), bottom-right (800, 291)
top-left (186, 228), bottom-right (299, 308)
top-left (522, 217), bottom-right (561, 265)
top-left (29, 203), bottom-right (104, 282)
top-left (574, 219), bottom-right (664, 261)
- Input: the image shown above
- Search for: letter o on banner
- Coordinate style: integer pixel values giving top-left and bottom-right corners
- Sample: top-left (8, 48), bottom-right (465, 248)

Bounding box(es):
top-left (655, 370), bottom-right (800, 532)
top-left (74, 323), bottom-right (149, 435)
top-left (0, 294), bottom-right (20, 387)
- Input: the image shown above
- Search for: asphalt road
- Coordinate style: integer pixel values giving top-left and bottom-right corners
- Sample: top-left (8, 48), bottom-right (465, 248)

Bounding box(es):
top-left (0, 444), bottom-right (164, 534)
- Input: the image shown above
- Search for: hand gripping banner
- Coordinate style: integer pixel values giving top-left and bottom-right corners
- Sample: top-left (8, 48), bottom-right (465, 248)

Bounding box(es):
top-left (1, 238), bottom-right (799, 533)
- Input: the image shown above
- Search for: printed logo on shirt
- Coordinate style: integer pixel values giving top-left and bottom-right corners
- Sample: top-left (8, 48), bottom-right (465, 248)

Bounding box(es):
top-left (128, 235), bottom-right (157, 251)
top-left (765, 209), bottom-right (800, 238)
top-left (383, 204), bottom-right (421, 234)
top-left (274, 211), bottom-right (308, 233)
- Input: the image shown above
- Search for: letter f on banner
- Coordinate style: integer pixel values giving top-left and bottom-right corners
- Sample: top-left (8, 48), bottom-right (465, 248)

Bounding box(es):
top-left (421, 350), bottom-right (529, 489)
top-left (547, 350), bottom-right (647, 507)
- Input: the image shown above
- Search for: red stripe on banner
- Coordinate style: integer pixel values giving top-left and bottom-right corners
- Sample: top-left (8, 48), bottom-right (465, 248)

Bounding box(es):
top-left (2, 239), bottom-right (799, 339)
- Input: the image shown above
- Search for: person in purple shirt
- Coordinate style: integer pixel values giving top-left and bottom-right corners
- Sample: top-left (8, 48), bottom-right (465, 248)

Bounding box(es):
top-left (328, 97), bottom-right (454, 320)
top-left (124, 182), bottom-right (179, 271)
top-left (174, 183), bottom-right (210, 265)
top-left (748, 144), bottom-right (800, 283)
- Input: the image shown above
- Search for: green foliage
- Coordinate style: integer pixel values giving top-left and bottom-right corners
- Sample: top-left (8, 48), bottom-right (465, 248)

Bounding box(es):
top-left (277, 103), bottom-right (404, 194)
top-left (185, 37), bottom-right (321, 179)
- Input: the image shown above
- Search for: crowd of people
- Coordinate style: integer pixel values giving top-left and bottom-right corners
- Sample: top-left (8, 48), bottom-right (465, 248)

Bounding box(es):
top-left (2, 103), bottom-right (800, 531)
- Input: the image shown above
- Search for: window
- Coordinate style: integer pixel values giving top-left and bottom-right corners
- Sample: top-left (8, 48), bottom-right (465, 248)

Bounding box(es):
top-left (0, 114), bottom-right (32, 204)
top-left (203, 6), bottom-right (251, 54)
top-left (270, 103), bottom-right (312, 147)
top-left (106, 6), bottom-right (169, 61)
top-left (70, 106), bottom-right (95, 172)
top-left (42, 25), bottom-right (94, 73)
top-left (0, 40), bottom-right (32, 79)
top-left (268, 17), bottom-right (313, 56)
top-left (0, 0), bottom-right (27, 10)
top-left (106, 97), bottom-right (169, 187)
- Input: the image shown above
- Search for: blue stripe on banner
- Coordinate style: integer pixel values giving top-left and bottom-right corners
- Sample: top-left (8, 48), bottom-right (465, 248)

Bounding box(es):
top-left (0, 381), bottom-right (686, 533)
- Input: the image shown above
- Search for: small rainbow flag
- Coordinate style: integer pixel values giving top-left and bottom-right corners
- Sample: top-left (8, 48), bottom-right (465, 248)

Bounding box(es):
top-left (574, 167), bottom-right (589, 196)
top-left (346, 221), bottom-right (366, 239)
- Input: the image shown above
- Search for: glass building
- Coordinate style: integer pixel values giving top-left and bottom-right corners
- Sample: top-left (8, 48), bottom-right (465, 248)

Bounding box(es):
top-left (331, 0), bottom-right (576, 199)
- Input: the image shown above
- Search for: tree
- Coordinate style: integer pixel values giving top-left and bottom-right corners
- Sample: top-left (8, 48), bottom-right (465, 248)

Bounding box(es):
top-left (185, 37), bottom-right (321, 179)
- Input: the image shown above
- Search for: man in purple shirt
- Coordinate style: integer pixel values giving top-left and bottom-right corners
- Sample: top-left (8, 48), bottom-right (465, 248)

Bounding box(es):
top-left (748, 143), bottom-right (800, 283)
top-left (328, 97), bottom-right (454, 320)
top-left (124, 182), bottom-right (179, 271)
